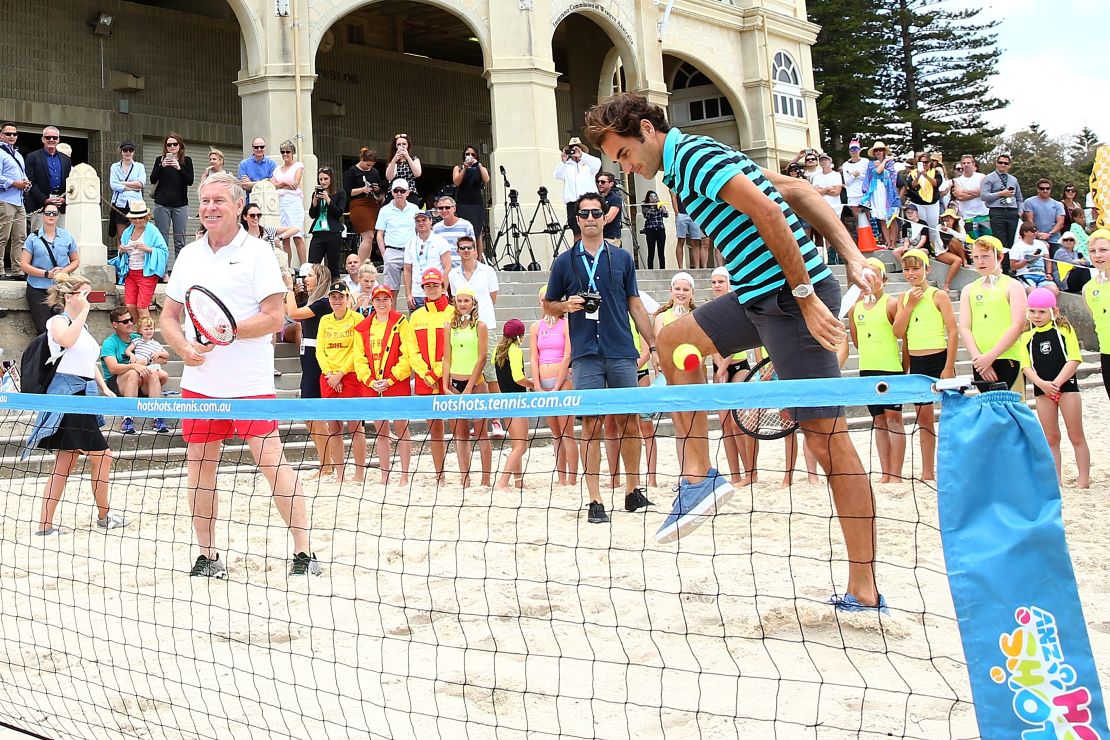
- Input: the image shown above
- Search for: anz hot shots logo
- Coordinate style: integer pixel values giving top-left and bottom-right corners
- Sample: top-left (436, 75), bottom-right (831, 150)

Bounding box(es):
top-left (991, 605), bottom-right (1101, 739)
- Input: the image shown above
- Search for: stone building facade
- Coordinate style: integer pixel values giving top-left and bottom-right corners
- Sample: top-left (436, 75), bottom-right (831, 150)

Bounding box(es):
top-left (2, 0), bottom-right (821, 266)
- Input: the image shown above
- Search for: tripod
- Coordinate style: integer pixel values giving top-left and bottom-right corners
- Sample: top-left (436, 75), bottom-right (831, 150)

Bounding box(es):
top-left (491, 167), bottom-right (542, 271)
top-left (617, 184), bottom-right (644, 268)
top-left (526, 186), bottom-right (570, 261)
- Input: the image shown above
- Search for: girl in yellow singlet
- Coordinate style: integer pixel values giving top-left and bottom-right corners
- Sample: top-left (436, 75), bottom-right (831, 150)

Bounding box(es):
top-left (442, 288), bottom-right (492, 488)
top-left (958, 236), bottom-right (1028, 392)
top-left (1083, 232), bottom-right (1110, 399)
top-left (893, 249), bottom-right (958, 481)
top-left (849, 258), bottom-right (906, 484)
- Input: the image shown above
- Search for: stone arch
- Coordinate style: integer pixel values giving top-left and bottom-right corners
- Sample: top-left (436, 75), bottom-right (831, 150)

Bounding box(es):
top-left (223, 0), bottom-right (265, 75)
top-left (662, 49), bottom-right (751, 148)
top-left (556, 7), bottom-right (642, 91)
top-left (309, 0), bottom-right (491, 69)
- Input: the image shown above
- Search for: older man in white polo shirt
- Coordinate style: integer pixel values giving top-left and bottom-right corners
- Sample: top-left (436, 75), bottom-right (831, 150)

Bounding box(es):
top-left (161, 172), bottom-right (318, 580)
top-left (376, 178), bottom-right (419, 303)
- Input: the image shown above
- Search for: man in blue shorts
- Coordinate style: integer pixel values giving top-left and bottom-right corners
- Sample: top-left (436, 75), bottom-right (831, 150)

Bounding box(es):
top-left (544, 192), bottom-right (656, 525)
top-left (670, 190), bottom-right (705, 270)
top-left (585, 93), bottom-right (884, 611)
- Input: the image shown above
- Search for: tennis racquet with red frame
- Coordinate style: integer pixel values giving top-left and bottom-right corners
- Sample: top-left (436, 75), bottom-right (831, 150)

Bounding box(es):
top-left (732, 356), bottom-right (800, 440)
top-left (184, 285), bottom-right (237, 346)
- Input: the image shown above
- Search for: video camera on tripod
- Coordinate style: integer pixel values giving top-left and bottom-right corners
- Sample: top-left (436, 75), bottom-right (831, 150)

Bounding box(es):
top-left (491, 169), bottom-right (571, 271)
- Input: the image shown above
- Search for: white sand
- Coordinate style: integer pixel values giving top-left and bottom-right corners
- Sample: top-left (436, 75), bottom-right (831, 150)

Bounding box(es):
top-left (0, 391), bottom-right (1107, 739)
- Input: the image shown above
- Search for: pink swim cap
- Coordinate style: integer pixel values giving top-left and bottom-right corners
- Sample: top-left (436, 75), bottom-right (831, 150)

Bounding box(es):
top-left (1027, 287), bottom-right (1057, 309)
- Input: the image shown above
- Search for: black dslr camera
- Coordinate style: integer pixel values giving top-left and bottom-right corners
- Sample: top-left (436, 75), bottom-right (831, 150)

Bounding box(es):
top-left (578, 290), bottom-right (602, 313)
top-left (565, 146), bottom-right (577, 157)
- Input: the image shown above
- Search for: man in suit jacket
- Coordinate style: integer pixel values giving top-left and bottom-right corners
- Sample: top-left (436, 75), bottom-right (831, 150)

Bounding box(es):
top-left (25, 126), bottom-right (72, 231)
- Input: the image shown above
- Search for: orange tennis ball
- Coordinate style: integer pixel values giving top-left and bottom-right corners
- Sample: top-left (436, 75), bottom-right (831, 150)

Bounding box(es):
top-left (672, 343), bottom-right (702, 372)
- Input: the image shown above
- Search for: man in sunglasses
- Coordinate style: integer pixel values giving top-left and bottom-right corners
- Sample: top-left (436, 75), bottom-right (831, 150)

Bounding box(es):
top-left (544, 192), bottom-right (657, 526)
top-left (0, 122), bottom-right (30, 279)
top-left (237, 137), bottom-right (276, 202)
top-left (982, 153), bottom-right (1023, 257)
top-left (584, 93), bottom-right (887, 613)
top-left (376, 178), bottom-right (419, 302)
top-left (100, 306), bottom-right (169, 435)
top-left (26, 126), bottom-right (72, 232)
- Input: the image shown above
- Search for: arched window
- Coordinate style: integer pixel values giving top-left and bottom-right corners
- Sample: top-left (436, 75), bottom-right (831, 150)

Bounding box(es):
top-left (772, 51), bottom-right (804, 120)
top-left (668, 62), bottom-right (734, 125)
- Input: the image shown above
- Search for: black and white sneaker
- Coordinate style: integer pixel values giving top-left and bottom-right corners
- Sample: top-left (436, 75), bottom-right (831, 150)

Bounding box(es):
top-left (190, 554), bottom-right (228, 579)
top-left (289, 552), bottom-right (322, 576)
top-left (624, 487), bottom-right (654, 512)
top-left (587, 501), bottom-right (610, 524)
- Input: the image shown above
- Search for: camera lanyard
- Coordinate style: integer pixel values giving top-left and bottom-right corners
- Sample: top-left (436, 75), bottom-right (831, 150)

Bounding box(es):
top-left (579, 244), bottom-right (605, 293)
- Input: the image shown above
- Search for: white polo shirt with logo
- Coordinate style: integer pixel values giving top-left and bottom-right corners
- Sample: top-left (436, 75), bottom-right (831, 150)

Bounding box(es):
top-left (165, 228), bottom-right (286, 397)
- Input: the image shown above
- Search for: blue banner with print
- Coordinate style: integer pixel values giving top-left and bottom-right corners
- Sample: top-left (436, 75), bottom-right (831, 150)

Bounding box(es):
top-left (938, 390), bottom-right (1107, 739)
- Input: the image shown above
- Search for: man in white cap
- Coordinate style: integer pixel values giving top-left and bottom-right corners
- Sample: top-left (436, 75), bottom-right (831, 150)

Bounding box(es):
top-left (553, 136), bottom-right (602, 237)
top-left (840, 139), bottom-right (868, 225)
top-left (375, 178), bottom-right (419, 304)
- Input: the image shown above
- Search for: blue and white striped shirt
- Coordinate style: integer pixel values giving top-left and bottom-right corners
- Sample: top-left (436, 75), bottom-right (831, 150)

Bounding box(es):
top-left (662, 128), bottom-right (830, 305)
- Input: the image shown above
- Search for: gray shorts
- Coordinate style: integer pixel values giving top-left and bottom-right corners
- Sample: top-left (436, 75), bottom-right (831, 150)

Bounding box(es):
top-left (676, 213), bottom-right (703, 240)
top-left (691, 276), bottom-right (843, 420)
top-left (382, 246), bottom-right (405, 290)
top-left (571, 355), bottom-right (639, 394)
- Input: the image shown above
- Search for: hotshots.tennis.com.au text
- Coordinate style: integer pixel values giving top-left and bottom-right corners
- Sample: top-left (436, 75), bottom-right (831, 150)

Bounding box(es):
top-left (432, 394), bottom-right (582, 413)
top-left (135, 400), bottom-right (233, 414)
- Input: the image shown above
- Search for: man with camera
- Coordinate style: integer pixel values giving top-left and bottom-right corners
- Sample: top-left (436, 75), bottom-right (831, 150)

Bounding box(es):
top-left (553, 137), bottom-right (602, 237)
top-left (25, 126), bottom-right (72, 232)
top-left (544, 192), bottom-right (657, 525)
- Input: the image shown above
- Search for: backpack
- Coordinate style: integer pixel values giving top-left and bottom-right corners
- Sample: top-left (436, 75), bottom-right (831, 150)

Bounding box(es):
top-left (19, 317), bottom-right (71, 394)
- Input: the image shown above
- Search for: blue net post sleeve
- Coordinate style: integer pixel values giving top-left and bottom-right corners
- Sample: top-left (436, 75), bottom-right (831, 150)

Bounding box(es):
top-left (938, 390), bottom-right (1108, 739)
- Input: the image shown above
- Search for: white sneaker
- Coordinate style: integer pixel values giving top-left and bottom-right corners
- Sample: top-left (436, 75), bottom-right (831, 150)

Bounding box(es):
top-left (96, 512), bottom-right (128, 530)
top-left (490, 420), bottom-right (506, 439)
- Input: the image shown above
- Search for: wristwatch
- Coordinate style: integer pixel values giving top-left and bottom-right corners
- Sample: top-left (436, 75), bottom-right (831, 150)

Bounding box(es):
top-left (790, 283), bottom-right (815, 299)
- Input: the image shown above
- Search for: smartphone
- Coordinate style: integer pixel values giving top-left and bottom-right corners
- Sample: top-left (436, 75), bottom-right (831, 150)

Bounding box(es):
top-left (87, 291), bottom-right (107, 304)
top-left (917, 163), bottom-right (924, 172)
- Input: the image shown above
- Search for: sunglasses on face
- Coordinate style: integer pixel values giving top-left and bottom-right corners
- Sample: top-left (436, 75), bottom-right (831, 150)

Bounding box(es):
top-left (121, 148), bottom-right (134, 153)
top-left (436, 205), bottom-right (454, 210)
top-left (253, 144), bottom-right (266, 149)
top-left (457, 244), bottom-right (476, 251)
top-left (578, 208), bottom-right (604, 219)
top-left (393, 189), bottom-right (407, 194)
top-left (166, 142), bottom-right (180, 147)
top-left (280, 150), bottom-right (292, 155)
top-left (115, 318), bottom-right (134, 324)
top-left (246, 213), bottom-right (261, 219)
top-left (43, 136), bottom-right (59, 141)
top-left (43, 211), bottom-right (59, 217)
top-left (996, 160), bottom-right (1010, 165)
top-left (1, 131), bottom-right (17, 137)
top-left (1038, 186), bottom-right (1051, 191)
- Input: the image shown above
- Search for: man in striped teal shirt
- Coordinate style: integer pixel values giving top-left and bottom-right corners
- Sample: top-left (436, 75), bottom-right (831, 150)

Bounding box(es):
top-left (586, 93), bottom-right (886, 612)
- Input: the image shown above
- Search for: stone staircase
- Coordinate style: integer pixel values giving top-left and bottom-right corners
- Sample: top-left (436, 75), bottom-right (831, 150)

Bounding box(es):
top-left (4, 263), bottom-right (1103, 476)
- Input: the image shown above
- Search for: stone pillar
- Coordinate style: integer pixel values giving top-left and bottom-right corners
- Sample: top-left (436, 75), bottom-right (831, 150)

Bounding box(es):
top-left (250, 180), bottom-right (281, 233)
top-left (64, 164), bottom-right (113, 290)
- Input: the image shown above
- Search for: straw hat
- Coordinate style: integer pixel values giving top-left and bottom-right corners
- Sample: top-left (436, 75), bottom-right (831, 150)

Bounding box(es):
top-left (867, 141), bottom-right (889, 157)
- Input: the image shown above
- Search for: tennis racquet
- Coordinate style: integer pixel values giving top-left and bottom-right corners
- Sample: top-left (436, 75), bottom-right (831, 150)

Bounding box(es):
top-left (184, 285), bottom-right (237, 346)
top-left (731, 356), bottom-right (800, 440)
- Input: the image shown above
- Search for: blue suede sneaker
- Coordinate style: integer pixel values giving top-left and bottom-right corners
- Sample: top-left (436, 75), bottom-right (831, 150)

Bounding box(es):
top-left (120, 417), bottom-right (136, 435)
top-left (655, 468), bottom-right (734, 544)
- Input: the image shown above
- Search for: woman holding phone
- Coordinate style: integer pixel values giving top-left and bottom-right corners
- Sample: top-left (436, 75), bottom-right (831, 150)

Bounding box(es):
top-left (149, 132), bottom-right (194, 256)
top-left (452, 145), bottom-right (490, 252)
top-left (386, 134), bottom-right (422, 206)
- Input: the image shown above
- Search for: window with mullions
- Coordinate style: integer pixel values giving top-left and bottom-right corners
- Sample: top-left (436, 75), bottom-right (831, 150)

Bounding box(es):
top-left (772, 51), bottom-right (804, 119)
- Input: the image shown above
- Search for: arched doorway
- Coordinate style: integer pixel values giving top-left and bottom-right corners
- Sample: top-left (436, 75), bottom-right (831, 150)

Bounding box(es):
top-left (312, 1), bottom-right (493, 208)
top-left (663, 56), bottom-right (747, 151)
top-left (551, 13), bottom-right (639, 148)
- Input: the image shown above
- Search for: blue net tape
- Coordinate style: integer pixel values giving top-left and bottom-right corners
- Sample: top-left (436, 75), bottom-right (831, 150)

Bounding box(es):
top-left (0, 374), bottom-right (938, 420)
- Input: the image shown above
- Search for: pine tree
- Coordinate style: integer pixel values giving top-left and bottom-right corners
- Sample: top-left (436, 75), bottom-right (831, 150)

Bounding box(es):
top-left (873, 0), bottom-right (1006, 157)
top-left (1070, 126), bottom-right (1101, 167)
top-left (807, 0), bottom-right (891, 159)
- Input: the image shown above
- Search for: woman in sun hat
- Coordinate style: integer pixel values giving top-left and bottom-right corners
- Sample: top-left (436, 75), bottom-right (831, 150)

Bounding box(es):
top-left (862, 141), bottom-right (901, 248)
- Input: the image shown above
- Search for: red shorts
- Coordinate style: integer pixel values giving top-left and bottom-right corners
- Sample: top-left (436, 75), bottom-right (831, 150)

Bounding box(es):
top-left (124, 271), bottom-right (159, 308)
top-left (413, 375), bottom-right (441, 396)
top-left (320, 372), bottom-right (368, 398)
top-left (180, 389), bottom-right (278, 443)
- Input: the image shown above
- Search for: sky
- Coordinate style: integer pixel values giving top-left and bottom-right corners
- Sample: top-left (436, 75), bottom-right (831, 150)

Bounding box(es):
top-left (980, 0), bottom-right (1109, 141)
